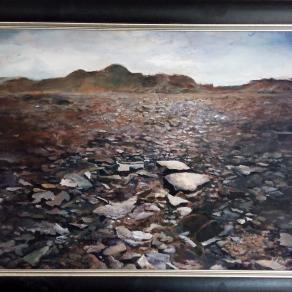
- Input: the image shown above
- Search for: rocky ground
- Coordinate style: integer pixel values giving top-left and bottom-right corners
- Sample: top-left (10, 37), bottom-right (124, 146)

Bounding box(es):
top-left (0, 90), bottom-right (291, 270)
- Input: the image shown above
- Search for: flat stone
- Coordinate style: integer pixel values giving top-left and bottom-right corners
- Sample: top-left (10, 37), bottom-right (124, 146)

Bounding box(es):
top-left (146, 252), bottom-right (170, 269)
top-left (256, 260), bottom-right (285, 270)
top-left (235, 165), bottom-right (266, 176)
top-left (165, 172), bottom-right (210, 192)
top-left (107, 256), bottom-right (124, 269)
top-left (153, 188), bottom-right (169, 198)
top-left (46, 191), bottom-right (70, 207)
top-left (279, 233), bottom-right (292, 247)
top-left (120, 251), bottom-right (141, 261)
top-left (157, 160), bottom-right (190, 171)
top-left (41, 183), bottom-right (56, 189)
top-left (32, 191), bottom-right (55, 204)
top-left (84, 243), bottom-right (106, 254)
top-left (60, 173), bottom-right (92, 189)
top-left (178, 234), bottom-right (197, 248)
top-left (130, 203), bottom-right (160, 220)
top-left (116, 226), bottom-right (152, 247)
top-left (117, 162), bottom-right (144, 172)
top-left (103, 241), bottom-right (127, 256)
top-left (23, 245), bottom-right (50, 266)
top-left (167, 194), bottom-right (189, 207)
top-left (93, 196), bottom-right (137, 219)
top-left (137, 255), bottom-right (154, 269)
top-left (87, 254), bottom-right (107, 269)
top-left (176, 207), bottom-right (192, 217)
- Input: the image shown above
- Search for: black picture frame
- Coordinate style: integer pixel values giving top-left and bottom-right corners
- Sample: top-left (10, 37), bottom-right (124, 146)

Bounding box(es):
top-left (0, 1), bottom-right (292, 291)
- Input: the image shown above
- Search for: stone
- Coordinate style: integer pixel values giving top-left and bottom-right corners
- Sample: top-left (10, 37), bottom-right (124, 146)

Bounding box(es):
top-left (46, 191), bottom-right (70, 207)
top-left (123, 264), bottom-right (137, 269)
top-left (103, 241), bottom-right (127, 256)
top-left (167, 194), bottom-right (189, 207)
top-left (157, 160), bottom-right (190, 171)
top-left (93, 196), bottom-right (137, 219)
top-left (162, 246), bottom-right (176, 254)
top-left (177, 207), bottom-right (192, 217)
top-left (107, 256), bottom-right (124, 269)
top-left (84, 243), bottom-right (106, 254)
top-left (54, 223), bottom-right (70, 235)
top-left (137, 255), bottom-right (154, 269)
top-left (165, 172), bottom-right (209, 192)
top-left (235, 165), bottom-right (266, 176)
top-left (117, 162), bottom-right (144, 172)
top-left (120, 251), bottom-right (141, 261)
top-left (0, 240), bottom-right (16, 255)
top-left (23, 245), bottom-right (50, 266)
top-left (60, 173), bottom-right (92, 189)
top-left (41, 183), bottom-right (56, 189)
top-left (23, 221), bottom-right (69, 236)
top-left (146, 252), bottom-right (170, 269)
top-left (256, 260), bottom-right (285, 270)
top-left (87, 254), bottom-right (107, 269)
top-left (136, 170), bottom-right (158, 178)
top-left (32, 191), bottom-right (55, 204)
top-left (153, 188), bottom-right (168, 198)
top-left (279, 233), bottom-right (292, 247)
top-left (178, 234), bottom-right (197, 248)
top-left (130, 203), bottom-right (160, 220)
top-left (116, 226), bottom-right (152, 247)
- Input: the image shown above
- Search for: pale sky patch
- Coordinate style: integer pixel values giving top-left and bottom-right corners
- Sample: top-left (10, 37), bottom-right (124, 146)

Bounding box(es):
top-left (0, 29), bottom-right (292, 86)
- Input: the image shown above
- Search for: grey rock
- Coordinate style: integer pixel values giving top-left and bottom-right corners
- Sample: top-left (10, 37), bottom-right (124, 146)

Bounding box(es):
top-left (103, 241), bottom-right (127, 256)
top-left (23, 245), bottom-right (50, 266)
top-left (146, 252), bottom-right (170, 269)
top-left (60, 173), bottom-right (92, 189)
top-left (46, 191), bottom-right (70, 207)
top-left (93, 196), bottom-right (137, 219)
top-left (32, 191), bottom-right (55, 204)
top-left (117, 162), bottom-right (144, 172)
top-left (279, 233), bottom-right (292, 247)
top-left (116, 226), bottom-right (152, 247)
top-left (84, 243), bottom-right (106, 254)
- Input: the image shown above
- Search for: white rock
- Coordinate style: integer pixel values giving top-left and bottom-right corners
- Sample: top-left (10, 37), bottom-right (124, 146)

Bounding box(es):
top-left (236, 165), bottom-right (252, 175)
top-left (176, 207), bottom-right (192, 217)
top-left (165, 172), bottom-right (210, 192)
top-left (157, 160), bottom-right (190, 171)
top-left (137, 255), bottom-right (154, 269)
top-left (167, 194), bottom-right (189, 207)
top-left (279, 233), bottom-right (292, 247)
top-left (93, 196), bottom-right (137, 219)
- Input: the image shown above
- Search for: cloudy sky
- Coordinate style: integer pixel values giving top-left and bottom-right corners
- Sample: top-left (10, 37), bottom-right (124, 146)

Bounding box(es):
top-left (0, 29), bottom-right (292, 85)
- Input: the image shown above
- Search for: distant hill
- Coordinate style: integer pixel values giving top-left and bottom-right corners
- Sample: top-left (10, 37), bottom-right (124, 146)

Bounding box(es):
top-left (240, 78), bottom-right (292, 93)
top-left (0, 64), bottom-right (198, 94)
top-left (1, 66), bottom-right (292, 94)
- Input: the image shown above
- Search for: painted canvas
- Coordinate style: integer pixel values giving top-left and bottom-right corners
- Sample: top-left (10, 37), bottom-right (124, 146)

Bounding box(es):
top-left (0, 29), bottom-right (291, 270)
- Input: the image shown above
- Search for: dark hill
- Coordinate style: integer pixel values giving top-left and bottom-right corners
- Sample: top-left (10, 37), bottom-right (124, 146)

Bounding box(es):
top-left (0, 64), bottom-right (198, 94)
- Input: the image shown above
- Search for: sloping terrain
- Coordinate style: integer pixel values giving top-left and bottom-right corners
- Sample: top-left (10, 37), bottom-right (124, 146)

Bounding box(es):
top-left (0, 64), bottom-right (198, 94)
top-left (0, 69), bottom-right (291, 270)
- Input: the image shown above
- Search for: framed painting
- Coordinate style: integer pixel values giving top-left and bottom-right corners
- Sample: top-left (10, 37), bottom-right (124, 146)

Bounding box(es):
top-left (0, 1), bottom-right (292, 291)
